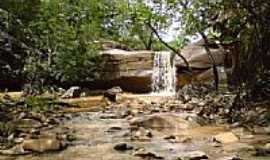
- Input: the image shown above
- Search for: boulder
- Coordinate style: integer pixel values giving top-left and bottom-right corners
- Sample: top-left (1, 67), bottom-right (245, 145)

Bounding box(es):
top-left (175, 40), bottom-right (227, 85)
top-left (104, 86), bottom-right (123, 102)
top-left (214, 132), bottom-right (239, 144)
top-left (61, 86), bottom-right (81, 99)
top-left (90, 49), bottom-right (154, 93)
top-left (175, 40), bottom-right (225, 69)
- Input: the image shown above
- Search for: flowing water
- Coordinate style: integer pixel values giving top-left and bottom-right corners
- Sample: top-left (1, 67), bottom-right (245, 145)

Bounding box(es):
top-left (152, 51), bottom-right (176, 95)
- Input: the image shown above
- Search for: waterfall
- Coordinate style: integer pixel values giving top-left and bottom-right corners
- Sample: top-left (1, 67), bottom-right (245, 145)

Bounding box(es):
top-left (152, 51), bottom-right (176, 95)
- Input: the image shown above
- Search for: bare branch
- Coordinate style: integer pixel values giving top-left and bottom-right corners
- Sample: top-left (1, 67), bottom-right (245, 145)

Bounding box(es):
top-left (147, 22), bottom-right (190, 69)
top-left (199, 32), bottom-right (219, 90)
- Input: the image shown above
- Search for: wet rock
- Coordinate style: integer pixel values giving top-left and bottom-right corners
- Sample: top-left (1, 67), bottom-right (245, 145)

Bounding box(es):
top-left (120, 109), bottom-right (132, 118)
top-left (214, 132), bottom-right (239, 144)
top-left (61, 86), bottom-right (81, 99)
top-left (14, 138), bottom-right (24, 144)
top-left (106, 126), bottom-right (122, 133)
top-left (264, 143), bottom-right (270, 150)
top-left (114, 142), bottom-right (133, 151)
top-left (177, 151), bottom-right (208, 160)
top-left (129, 113), bottom-right (199, 132)
top-left (133, 148), bottom-right (164, 159)
top-left (22, 138), bottom-right (65, 153)
top-left (164, 135), bottom-right (176, 140)
top-left (263, 126), bottom-right (270, 134)
top-left (12, 119), bottom-right (42, 133)
top-left (216, 155), bottom-right (242, 160)
top-left (177, 136), bottom-right (192, 143)
top-left (132, 127), bottom-right (152, 141)
top-left (231, 127), bottom-right (247, 137)
top-left (26, 112), bottom-right (47, 123)
top-left (99, 113), bottom-right (118, 119)
top-left (104, 86), bottom-right (123, 102)
top-left (164, 135), bottom-right (192, 143)
top-left (223, 143), bottom-right (255, 153)
top-left (0, 145), bottom-right (29, 155)
top-left (240, 134), bottom-right (254, 139)
top-left (255, 143), bottom-right (270, 156)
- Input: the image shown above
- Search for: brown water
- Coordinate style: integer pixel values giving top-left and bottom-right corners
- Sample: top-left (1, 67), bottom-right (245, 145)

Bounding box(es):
top-left (0, 94), bottom-right (269, 160)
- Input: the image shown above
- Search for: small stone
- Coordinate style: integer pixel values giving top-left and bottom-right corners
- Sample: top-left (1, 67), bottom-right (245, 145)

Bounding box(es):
top-left (114, 143), bottom-right (133, 151)
top-left (214, 132), bottom-right (239, 144)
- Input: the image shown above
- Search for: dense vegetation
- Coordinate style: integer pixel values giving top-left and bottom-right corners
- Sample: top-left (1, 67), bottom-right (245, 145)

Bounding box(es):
top-left (0, 0), bottom-right (269, 98)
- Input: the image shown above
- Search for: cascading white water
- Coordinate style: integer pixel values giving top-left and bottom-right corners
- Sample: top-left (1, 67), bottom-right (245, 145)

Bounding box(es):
top-left (151, 51), bottom-right (176, 95)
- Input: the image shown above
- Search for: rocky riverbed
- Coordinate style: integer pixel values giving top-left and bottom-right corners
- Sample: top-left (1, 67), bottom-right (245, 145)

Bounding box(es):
top-left (0, 91), bottom-right (269, 160)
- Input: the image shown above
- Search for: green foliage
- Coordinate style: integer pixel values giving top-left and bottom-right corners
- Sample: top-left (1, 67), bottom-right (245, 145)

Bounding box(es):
top-left (1, 0), bottom-right (269, 95)
top-left (24, 96), bottom-right (60, 112)
top-left (0, 122), bottom-right (15, 137)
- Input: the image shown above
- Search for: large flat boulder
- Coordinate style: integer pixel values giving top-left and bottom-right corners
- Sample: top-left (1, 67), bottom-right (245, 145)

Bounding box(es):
top-left (92, 49), bottom-right (154, 93)
top-left (175, 40), bottom-right (227, 85)
top-left (175, 40), bottom-right (225, 69)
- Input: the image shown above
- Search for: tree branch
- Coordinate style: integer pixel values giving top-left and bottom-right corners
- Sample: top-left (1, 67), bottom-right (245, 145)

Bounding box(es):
top-left (199, 32), bottom-right (219, 90)
top-left (147, 22), bottom-right (190, 69)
